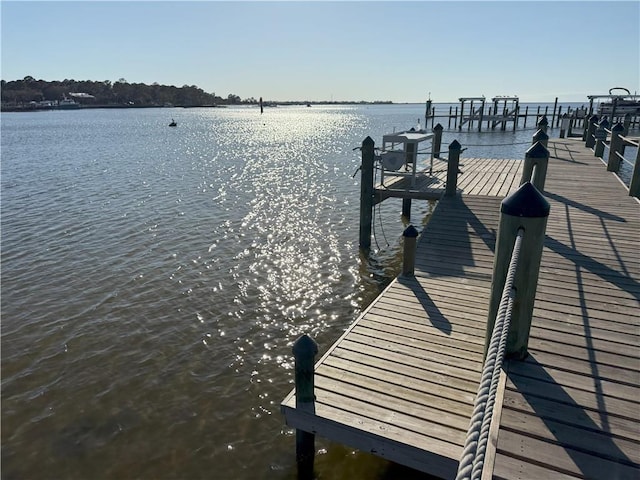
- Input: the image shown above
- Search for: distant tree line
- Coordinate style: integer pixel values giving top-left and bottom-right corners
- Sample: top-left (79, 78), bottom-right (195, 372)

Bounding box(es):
top-left (0, 76), bottom-right (254, 108)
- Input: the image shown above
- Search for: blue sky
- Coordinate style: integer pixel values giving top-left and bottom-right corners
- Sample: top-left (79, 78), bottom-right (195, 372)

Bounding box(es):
top-left (1, 1), bottom-right (638, 103)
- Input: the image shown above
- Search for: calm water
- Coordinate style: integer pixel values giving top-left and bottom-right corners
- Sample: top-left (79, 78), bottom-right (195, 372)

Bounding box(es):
top-left (1, 104), bottom-right (633, 480)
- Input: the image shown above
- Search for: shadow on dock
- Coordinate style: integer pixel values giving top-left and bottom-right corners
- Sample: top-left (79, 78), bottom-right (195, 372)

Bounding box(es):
top-left (506, 355), bottom-right (639, 478)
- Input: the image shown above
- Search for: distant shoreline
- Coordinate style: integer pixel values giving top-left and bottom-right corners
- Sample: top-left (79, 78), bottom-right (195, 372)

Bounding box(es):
top-left (0, 101), bottom-right (399, 113)
top-left (1, 100), bottom-right (593, 113)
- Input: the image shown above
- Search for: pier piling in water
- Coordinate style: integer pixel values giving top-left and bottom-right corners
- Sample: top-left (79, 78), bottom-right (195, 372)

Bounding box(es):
top-left (292, 334), bottom-right (318, 479)
top-left (359, 137), bottom-right (375, 249)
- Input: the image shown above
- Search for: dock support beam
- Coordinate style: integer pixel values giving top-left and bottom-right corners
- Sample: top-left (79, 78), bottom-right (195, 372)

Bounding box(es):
top-left (292, 334), bottom-right (318, 480)
top-left (445, 140), bottom-right (462, 197)
top-left (485, 183), bottom-right (550, 360)
top-left (359, 137), bottom-right (375, 249)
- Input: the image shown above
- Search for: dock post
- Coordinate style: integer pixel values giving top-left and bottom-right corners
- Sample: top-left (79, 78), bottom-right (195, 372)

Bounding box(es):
top-left (537, 116), bottom-right (548, 134)
top-left (593, 119), bottom-right (609, 158)
top-left (402, 199), bottom-right (412, 219)
top-left (521, 142), bottom-right (549, 192)
top-left (531, 129), bottom-right (549, 148)
top-left (485, 182), bottom-right (550, 360)
top-left (556, 106), bottom-right (563, 127)
top-left (445, 140), bottom-right (462, 197)
top-left (623, 113), bottom-right (631, 136)
top-left (359, 137), bottom-right (375, 249)
top-left (292, 334), bottom-right (319, 479)
top-left (567, 112), bottom-right (575, 137)
top-left (606, 123), bottom-right (625, 172)
top-left (401, 225), bottom-right (419, 277)
top-left (433, 123), bottom-right (443, 158)
top-left (584, 114), bottom-right (598, 144)
top-left (559, 113), bottom-right (569, 138)
top-left (629, 146), bottom-right (640, 198)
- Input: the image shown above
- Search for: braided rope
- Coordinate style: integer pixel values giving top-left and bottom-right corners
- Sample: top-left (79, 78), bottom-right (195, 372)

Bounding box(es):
top-left (455, 228), bottom-right (524, 480)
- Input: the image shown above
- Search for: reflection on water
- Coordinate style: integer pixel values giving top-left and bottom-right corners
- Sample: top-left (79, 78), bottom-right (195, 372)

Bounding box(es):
top-left (1, 103), bottom-right (614, 479)
top-left (1, 105), bottom-right (430, 480)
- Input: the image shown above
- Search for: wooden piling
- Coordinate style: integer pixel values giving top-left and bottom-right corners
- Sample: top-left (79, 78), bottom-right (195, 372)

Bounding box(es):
top-left (593, 119), bottom-right (608, 158)
top-left (485, 182), bottom-right (550, 360)
top-left (606, 123), bottom-right (625, 172)
top-left (359, 137), bottom-right (375, 249)
top-left (402, 199), bottom-right (412, 219)
top-left (401, 225), bottom-right (419, 277)
top-left (623, 113), bottom-right (631, 136)
top-left (433, 123), bottom-right (443, 158)
top-left (532, 129), bottom-right (548, 148)
top-left (445, 140), bottom-right (462, 197)
top-left (537, 116), bottom-right (548, 134)
top-left (521, 142), bottom-right (549, 192)
top-left (585, 115), bottom-right (598, 147)
top-left (556, 106), bottom-right (563, 127)
top-left (583, 114), bottom-right (596, 142)
top-left (629, 145), bottom-right (640, 198)
top-left (292, 334), bottom-right (319, 479)
top-left (559, 113), bottom-right (569, 138)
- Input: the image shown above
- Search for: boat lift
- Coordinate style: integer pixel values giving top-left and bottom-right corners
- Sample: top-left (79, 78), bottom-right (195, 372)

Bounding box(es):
top-left (587, 88), bottom-right (640, 121)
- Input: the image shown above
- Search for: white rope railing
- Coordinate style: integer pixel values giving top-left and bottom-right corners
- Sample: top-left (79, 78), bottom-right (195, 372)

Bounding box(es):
top-left (455, 227), bottom-right (524, 480)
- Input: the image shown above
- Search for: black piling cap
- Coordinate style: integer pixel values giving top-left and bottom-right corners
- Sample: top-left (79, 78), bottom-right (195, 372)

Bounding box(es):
top-left (501, 182), bottom-right (550, 218)
top-left (449, 139), bottom-right (462, 150)
top-left (532, 129), bottom-right (549, 141)
top-left (433, 123), bottom-right (443, 131)
top-left (525, 141), bottom-right (549, 158)
top-left (599, 119), bottom-right (610, 129)
top-left (612, 123), bottom-right (625, 132)
top-left (589, 114), bottom-right (599, 123)
top-left (538, 116), bottom-right (549, 126)
top-left (292, 334), bottom-right (318, 357)
top-left (403, 225), bottom-right (419, 238)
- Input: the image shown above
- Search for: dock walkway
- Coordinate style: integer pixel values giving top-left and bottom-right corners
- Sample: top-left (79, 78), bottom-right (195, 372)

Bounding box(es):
top-left (281, 138), bottom-right (639, 479)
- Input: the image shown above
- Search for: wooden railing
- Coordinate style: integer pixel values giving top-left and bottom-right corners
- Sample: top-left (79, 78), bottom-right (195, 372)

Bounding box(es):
top-left (583, 115), bottom-right (640, 198)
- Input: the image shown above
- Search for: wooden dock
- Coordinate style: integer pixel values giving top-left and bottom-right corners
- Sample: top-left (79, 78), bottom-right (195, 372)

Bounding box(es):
top-left (374, 157), bottom-right (523, 203)
top-left (281, 137), bottom-right (640, 479)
